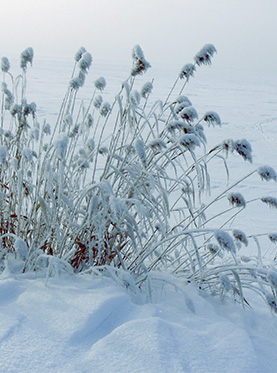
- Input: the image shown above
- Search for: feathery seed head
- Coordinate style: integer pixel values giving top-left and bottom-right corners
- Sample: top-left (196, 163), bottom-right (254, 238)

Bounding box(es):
top-left (204, 111), bottom-right (221, 126)
top-left (179, 134), bottom-right (200, 151)
top-left (167, 120), bottom-right (184, 133)
top-left (130, 90), bottom-right (141, 106)
top-left (86, 138), bottom-right (95, 152)
top-left (141, 81), bottom-right (153, 98)
top-left (257, 166), bottom-right (277, 182)
top-left (176, 95), bottom-right (192, 104)
top-left (1, 57), bottom-right (10, 72)
top-left (20, 47), bottom-right (34, 69)
top-left (261, 196), bottom-right (277, 209)
top-left (94, 77), bottom-right (106, 91)
top-left (78, 52), bottom-right (92, 73)
top-left (10, 104), bottom-right (21, 116)
top-left (132, 45), bottom-right (145, 60)
top-left (42, 122), bottom-right (51, 135)
top-left (63, 114), bottom-right (73, 127)
top-left (222, 139), bottom-right (235, 154)
top-left (179, 63), bottom-right (196, 79)
top-left (31, 128), bottom-right (39, 142)
top-left (100, 102), bottom-right (111, 117)
top-left (131, 45), bottom-right (151, 76)
top-left (207, 243), bottom-right (220, 255)
top-left (69, 77), bottom-right (83, 90)
top-left (194, 44), bottom-right (217, 66)
top-left (148, 138), bottom-right (167, 152)
top-left (214, 229), bottom-right (236, 254)
top-left (86, 114), bottom-right (94, 128)
top-left (69, 124), bottom-right (80, 138)
top-left (195, 123), bottom-right (206, 143)
top-left (232, 229), bottom-right (248, 247)
top-left (93, 95), bottom-right (103, 109)
top-left (227, 192), bottom-right (246, 208)
top-left (54, 134), bottom-right (69, 160)
top-left (3, 87), bottom-right (14, 110)
top-left (180, 106), bottom-right (198, 122)
top-left (23, 148), bottom-right (33, 163)
top-left (74, 46), bottom-right (86, 62)
top-left (135, 139), bottom-right (147, 167)
top-left (234, 139), bottom-right (252, 163)
top-left (78, 71), bottom-right (86, 87)
top-left (175, 100), bottom-right (191, 115)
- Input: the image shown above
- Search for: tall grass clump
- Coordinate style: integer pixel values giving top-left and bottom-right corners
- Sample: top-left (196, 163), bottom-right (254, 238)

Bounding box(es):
top-left (0, 45), bottom-right (276, 312)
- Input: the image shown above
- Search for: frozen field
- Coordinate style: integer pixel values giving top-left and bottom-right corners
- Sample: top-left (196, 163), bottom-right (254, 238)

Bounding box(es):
top-left (0, 56), bottom-right (277, 372)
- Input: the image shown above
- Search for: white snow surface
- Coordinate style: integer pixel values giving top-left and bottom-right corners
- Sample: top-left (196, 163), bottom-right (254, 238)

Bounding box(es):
top-left (0, 273), bottom-right (277, 373)
top-left (1, 58), bottom-right (277, 372)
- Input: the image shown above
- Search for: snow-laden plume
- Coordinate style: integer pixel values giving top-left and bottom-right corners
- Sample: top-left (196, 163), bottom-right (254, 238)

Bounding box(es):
top-left (204, 111), bottom-right (221, 126)
top-left (78, 52), bottom-right (92, 74)
top-left (86, 114), bottom-right (94, 128)
top-left (131, 45), bottom-right (151, 76)
top-left (74, 46), bottom-right (86, 62)
top-left (20, 47), bottom-right (34, 69)
top-left (149, 138), bottom-right (167, 152)
top-left (69, 77), bottom-right (84, 90)
top-left (257, 166), bottom-right (277, 181)
top-left (130, 90), bottom-right (141, 106)
top-left (135, 139), bottom-right (147, 167)
top-left (1, 57), bottom-right (10, 73)
top-left (227, 192), bottom-right (246, 208)
top-left (179, 134), bottom-right (200, 151)
top-left (93, 95), bottom-right (103, 109)
top-left (179, 63), bottom-right (196, 79)
top-left (175, 97), bottom-right (192, 115)
top-left (194, 44), bottom-right (217, 66)
top-left (100, 102), bottom-right (111, 117)
top-left (141, 81), bottom-right (153, 98)
top-left (234, 139), bottom-right (252, 162)
top-left (232, 229), bottom-right (248, 247)
top-left (215, 230), bottom-right (236, 254)
top-left (180, 106), bottom-right (198, 122)
top-left (54, 134), bottom-right (69, 160)
top-left (94, 77), bottom-right (106, 91)
top-left (261, 196), bottom-right (277, 209)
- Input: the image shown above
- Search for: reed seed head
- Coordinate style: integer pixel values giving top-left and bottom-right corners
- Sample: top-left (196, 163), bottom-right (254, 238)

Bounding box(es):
top-left (257, 166), bottom-right (277, 182)
top-left (227, 192), bottom-right (246, 208)
top-left (1, 57), bottom-right (10, 73)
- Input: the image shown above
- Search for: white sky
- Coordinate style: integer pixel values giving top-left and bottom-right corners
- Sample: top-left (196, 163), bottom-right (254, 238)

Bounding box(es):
top-left (1, 0), bottom-right (277, 71)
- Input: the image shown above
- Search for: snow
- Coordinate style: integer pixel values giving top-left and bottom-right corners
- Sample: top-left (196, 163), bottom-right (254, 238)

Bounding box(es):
top-left (0, 274), bottom-right (276, 373)
top-left (0, 57), bottom-right (277, 372)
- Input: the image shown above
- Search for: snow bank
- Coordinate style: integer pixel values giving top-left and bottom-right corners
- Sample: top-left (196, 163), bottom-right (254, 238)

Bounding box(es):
top-left (0, 274), bottom-right (276, 373)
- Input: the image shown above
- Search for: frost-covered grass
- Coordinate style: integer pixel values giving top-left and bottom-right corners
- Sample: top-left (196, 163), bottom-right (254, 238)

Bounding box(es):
top-left (0, 45), bottom-right (277, 313)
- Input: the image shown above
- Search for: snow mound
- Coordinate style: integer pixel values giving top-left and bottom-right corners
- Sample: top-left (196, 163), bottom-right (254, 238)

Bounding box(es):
top-left (0, 274), bottom-right (276, 373)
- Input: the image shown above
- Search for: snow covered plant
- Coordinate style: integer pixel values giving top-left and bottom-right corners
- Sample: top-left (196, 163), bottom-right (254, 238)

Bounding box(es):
top-left (0, 45), bottom-right (276, 312)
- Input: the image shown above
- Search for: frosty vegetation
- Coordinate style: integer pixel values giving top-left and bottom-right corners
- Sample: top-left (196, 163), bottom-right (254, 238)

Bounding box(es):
top-left (0, 45), bottom-right (277, 312)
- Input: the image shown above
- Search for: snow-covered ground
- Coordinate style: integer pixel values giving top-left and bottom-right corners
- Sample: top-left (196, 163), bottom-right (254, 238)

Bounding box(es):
top-left (0, 57), bottom-right (277, 372)
top-left (1, 273), bottom-right (277, 373)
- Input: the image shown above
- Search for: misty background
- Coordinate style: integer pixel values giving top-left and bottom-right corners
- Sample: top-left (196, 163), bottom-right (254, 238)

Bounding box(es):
top-left (1, 0), bottom-right (277, 73)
